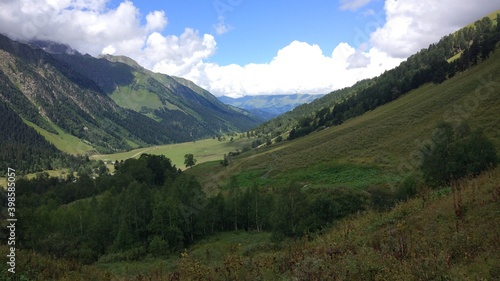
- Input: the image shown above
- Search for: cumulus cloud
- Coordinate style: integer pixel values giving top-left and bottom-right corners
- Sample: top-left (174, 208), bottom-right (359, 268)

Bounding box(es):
top-left (0, 0), bottom-right (498, 98)
top-left (146, 10), bottom-right (168, 32)
top-left (172, 41), bottom-right (402, 98)
top-left (371, 0), bottom-right (500, 58)
top-left (149, 29), bottom-right (217, 76)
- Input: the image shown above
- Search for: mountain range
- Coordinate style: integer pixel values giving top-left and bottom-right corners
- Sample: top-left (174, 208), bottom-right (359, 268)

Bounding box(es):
top-left (0, 34), bottom-right (262, 159)
top-left (217, 94), bottom-right (323, 120)
top-left (0, 34), bottom-right (261, 172)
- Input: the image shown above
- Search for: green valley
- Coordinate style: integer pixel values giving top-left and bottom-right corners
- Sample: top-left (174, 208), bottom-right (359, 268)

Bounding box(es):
top-left (1, 7), bottom-right (500, 281)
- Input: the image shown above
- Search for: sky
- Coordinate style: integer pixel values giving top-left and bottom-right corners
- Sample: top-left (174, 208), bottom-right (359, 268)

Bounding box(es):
top-left (1, 0), bottom-right (499, 98)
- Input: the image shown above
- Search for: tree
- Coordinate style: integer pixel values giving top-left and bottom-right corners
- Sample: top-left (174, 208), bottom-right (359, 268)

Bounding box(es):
top-left (271, 183), bottom-right (309, 240)
top-left (184, 153), bottom-right (197, 168)
top-left (421, 123), bottom-right (498, 186)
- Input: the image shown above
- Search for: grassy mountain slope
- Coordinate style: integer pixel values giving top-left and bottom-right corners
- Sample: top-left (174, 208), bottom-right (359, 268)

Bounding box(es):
top-left (255, 11), bottom-right (499, 141)
top-left (191, 48), bottom-right (500, 190)
top-left (0, 34), bottom-right (176, 155)
top-left (54, 53), bottom-right (261, 139)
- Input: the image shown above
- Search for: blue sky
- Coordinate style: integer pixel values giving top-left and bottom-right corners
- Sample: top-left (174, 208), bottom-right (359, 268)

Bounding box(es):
top-left (1, 0), bottom-right (499, 97)
top-left (130, 0), bottom-right (385, 65)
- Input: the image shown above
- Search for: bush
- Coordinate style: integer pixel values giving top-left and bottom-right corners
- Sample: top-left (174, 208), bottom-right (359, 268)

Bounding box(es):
top-left (367, 185), bottom-right (396, 211)
top-left (421, 123), bottom-right (497, 186)
top-left (395, 175), bottom-right (419, 201)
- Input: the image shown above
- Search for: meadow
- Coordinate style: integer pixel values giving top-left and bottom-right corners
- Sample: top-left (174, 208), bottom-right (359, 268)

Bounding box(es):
top-left (91, 135), bottom-right (254, 170)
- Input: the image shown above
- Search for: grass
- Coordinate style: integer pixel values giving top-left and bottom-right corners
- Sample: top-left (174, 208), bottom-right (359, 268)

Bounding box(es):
top-left (193, 49), bottom-right (500, 191)
top-left (0, 169), bottom-right (71, 189)
top-left (91, 135), bottom-right (254, 170)
top-left (110, 86), bottom-right (163, 112)
top-left (23, 118), bottom-right (95, 155)
top-left (224, 163), bottom-right (399, 190)
top-left (93, 231), bottom-right (272, 278)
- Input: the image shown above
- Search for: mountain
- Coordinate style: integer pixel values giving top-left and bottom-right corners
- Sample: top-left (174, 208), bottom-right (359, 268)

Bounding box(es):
top-left (218, 94), bottom-right (323, 120)
top-left (0, 35), bottom-right (261, 172)
top-left (49, 50), bottom-right (261, 138)
top-left (253, 12), bottom-right (500, 140)
top-left (0, 34), bottom-right (176, 154)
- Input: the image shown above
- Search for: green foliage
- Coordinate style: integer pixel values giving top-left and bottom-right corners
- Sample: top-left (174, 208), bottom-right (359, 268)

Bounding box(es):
top-left (184, 153), bottom-right (197, 168)
top-left (395, 175), bottom-right (420, 201)
top-left (421, 123), bottom-right (498, 186)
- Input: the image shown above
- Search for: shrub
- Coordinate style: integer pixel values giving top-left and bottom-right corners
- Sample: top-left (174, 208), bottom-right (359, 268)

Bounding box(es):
top-left (421, 123), bottom-right (497, 186)
top-left (395, 175), bottom-right (420, 201)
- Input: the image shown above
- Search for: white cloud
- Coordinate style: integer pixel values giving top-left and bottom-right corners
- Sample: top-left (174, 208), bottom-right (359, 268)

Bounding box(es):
top-left (172, 41), bottom-right (402, 98)
top-left (371, 0), bottom-right (500, 58)
top-left (213, 16), bottom-right (232, 35)
top-left (340, 0), bottom-right (374, 11)
top-left (0, 0), bottom-right (498, 98)
top-left (102, 45), bottom-right (116, 55)
top-left (149, 29), bottom-right (217, 76)
top-left (146, 10), bottom-right (168, 32)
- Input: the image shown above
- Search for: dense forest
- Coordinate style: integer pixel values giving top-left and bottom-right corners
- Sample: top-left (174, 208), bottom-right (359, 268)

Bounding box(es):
top-left (0, 98), bottom-right (92, 173)
top-left (0, 154), bottom-right (369, 264)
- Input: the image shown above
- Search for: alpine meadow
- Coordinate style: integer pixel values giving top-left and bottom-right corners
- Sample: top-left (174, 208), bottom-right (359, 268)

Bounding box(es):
top-left (1, 3), bottom-right (500, 281)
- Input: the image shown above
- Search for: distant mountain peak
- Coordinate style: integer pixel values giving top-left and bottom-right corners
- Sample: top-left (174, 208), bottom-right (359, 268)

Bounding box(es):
top-left (218, 94), bottom-right (323, 120)
top-left (98, 54), bottom-right (144, 70)
top-left (28, 39), bottom-right (80, 55)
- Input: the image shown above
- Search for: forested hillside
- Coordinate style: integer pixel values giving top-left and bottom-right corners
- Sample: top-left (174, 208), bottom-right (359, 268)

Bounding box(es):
top-left (0, 35), bottom-right (261, 173)
top-left (253, 14), bottom-right (500, 142)
top-left (52, 52), bottom-right (261, 139)
top-left (0, 34), bottom-right (174, 153)
top-left (0, 98), bottom-right (60, 172)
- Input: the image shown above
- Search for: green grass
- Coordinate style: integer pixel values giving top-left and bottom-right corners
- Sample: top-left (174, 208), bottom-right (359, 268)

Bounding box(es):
top-left (23, 118), bottom-right (95, 155)
top-left (0, 169), bottom-right (71, 189)
top-left (94, 231), bottom-right (272, 278)
top-left (447, 51), bottom-right (463, 62)
top-left (110, 86), bottom-right (163, 112)
top-left (196, 49), bottom-right (500, 191)
top-left (187, 231), bottom-right (272, 266)
top-left (225, 163), bottom-right (399, 190)
top-left (91, 136), bottom-right (254, 170)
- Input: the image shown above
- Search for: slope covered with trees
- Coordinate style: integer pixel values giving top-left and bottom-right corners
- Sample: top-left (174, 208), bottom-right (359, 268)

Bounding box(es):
top-left (52, 52), bottom-right (261, 139)
top-left (253, 14), bottom-right (500, 142)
